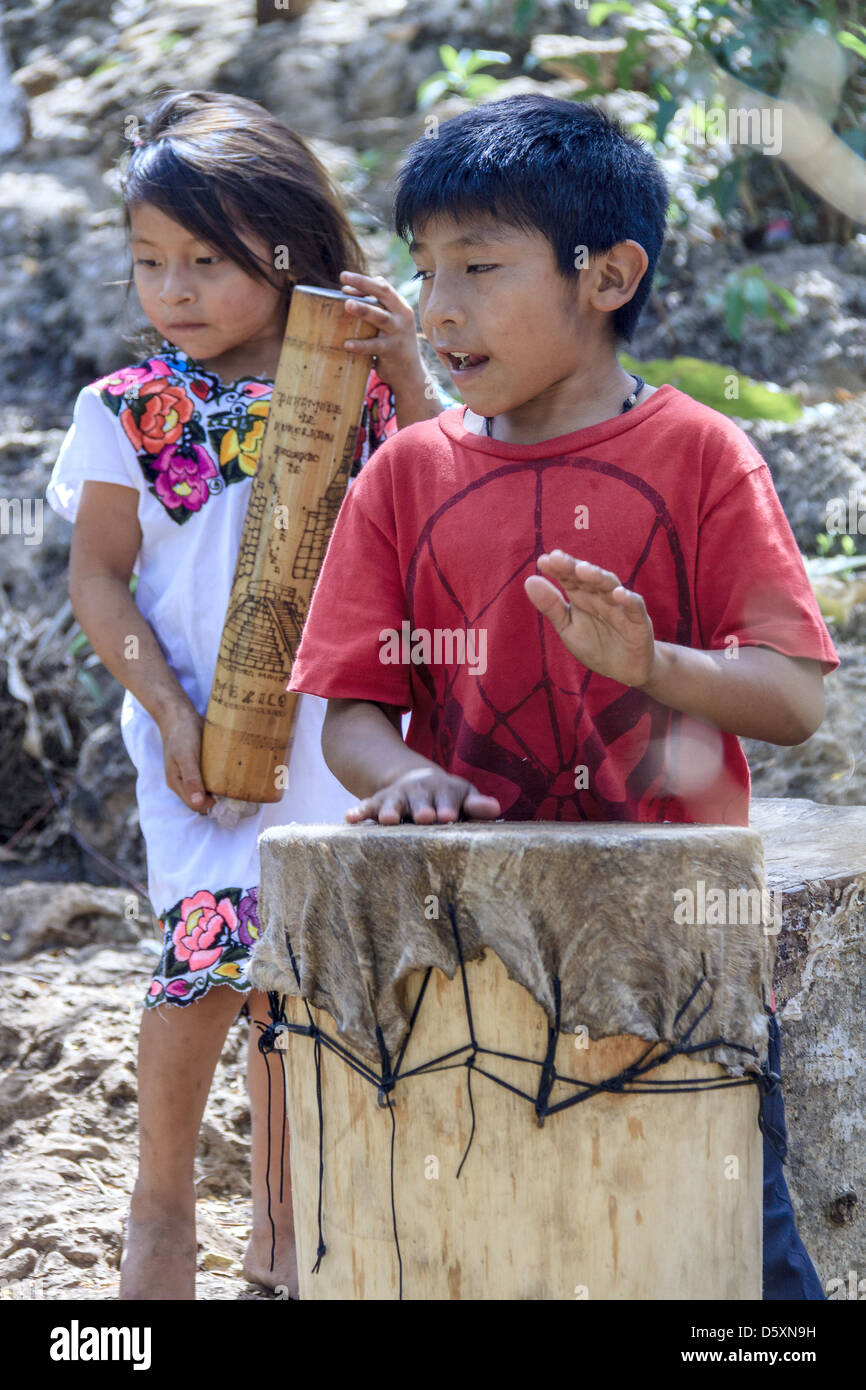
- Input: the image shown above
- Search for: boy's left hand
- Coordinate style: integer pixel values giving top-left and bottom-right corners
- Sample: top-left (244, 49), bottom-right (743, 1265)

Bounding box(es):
top-left (339, 270), bottom-right (422, 388)
top-left (525, 549), bottom-right (657, 689)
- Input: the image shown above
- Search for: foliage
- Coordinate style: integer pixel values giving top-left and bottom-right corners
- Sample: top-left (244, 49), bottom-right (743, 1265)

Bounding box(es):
top-left (587, 1), bottom-right (866, 180)
top-left (703, 264), bottom-right (800, 340)
top-left (507, 1), bottom-right (866, 222)
top-left (386, 234), bottom-right (423, 304)
top-left (416, 46), bottom-right (511, 112)
top-left (810, 532), bottom-right (866, 578)
top-left (619, 352), bottom-right (802, 418)
top-left (803, 534), bottom-right (866, 623)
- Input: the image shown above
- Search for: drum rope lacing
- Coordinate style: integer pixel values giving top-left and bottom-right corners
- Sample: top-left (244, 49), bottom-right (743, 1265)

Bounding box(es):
top-left (257, 900), bottom-right (784, 1298)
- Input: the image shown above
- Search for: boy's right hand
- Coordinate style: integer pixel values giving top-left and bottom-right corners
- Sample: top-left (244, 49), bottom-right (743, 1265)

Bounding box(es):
top-left (345, 767), bottom-right (501, 825)
top-left (158, 705), bottom-right (216, 815)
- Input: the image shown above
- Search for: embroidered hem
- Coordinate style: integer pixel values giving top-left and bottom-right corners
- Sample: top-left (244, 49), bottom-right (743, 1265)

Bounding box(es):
top-left (144, 883), bottom-right (260, 1009)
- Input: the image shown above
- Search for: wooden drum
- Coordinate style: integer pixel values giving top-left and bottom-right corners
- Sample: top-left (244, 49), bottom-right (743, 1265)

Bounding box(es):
top-left (250, 822), bottom-right (773, 1301)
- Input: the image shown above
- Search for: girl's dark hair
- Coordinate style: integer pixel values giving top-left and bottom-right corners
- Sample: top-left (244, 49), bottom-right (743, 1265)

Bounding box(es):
top-left (119, 89), bottom-right (366, 353)
top-left (394, 94), bottom-right (669, 344)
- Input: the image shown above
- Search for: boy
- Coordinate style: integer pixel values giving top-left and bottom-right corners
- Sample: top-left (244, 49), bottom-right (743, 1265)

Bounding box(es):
top-left (288, 95), bottom-right (838, 1298)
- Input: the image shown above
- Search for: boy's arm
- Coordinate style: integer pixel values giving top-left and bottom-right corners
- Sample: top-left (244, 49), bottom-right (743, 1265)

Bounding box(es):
top-left (322, 699), bottom-right (501, 823)
top-left (636, 645), bottom-right (824, 745)
top-left (527, 550), bottom-right (827, 746)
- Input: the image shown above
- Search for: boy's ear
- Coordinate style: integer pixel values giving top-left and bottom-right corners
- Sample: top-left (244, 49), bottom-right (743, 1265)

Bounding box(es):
top-left (587, 240), bottom-right (649, 316)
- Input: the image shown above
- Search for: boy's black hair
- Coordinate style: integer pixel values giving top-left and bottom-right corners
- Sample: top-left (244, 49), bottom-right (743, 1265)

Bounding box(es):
top-left (394, 94), bottom-right (669, 344)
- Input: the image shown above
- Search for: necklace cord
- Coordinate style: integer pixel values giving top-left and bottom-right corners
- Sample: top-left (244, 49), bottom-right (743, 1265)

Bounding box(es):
top-left (483, 373), bottom-right (645, 438)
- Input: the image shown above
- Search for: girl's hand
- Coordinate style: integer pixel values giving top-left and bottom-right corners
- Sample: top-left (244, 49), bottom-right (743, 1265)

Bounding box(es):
top-left (525, 549), bottom-right (657, 689)
top-left (338, 270), bottom-right (425, 390)
top-left (345, 766), bottom-right (501, 825)
top-left (158, 705), bottom-right (216, 815)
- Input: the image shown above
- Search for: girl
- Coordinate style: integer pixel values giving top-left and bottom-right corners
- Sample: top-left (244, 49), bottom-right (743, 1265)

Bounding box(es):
top-left (45, 88), bottom-right (441, 1300)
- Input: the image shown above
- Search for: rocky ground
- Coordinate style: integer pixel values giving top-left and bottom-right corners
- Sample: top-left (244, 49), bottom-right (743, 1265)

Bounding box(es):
top-left (2, 0), bottom-right (865, 1300)
top-left (0, 889), bottom-right (275, 1301)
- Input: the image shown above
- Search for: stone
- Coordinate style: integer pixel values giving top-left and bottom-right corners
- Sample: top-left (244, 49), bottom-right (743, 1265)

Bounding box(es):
top-left (0, 882), bottom-right (148, 962)
top-left (752, 797), bottom-right (866, 1290)
top-left (0, 1247), bottom-right (38, 1280)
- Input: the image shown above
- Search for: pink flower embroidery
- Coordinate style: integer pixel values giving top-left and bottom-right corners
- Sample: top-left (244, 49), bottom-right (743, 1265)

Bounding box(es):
top-left (172, 890), bottom-right (238, 972)
top-left (152, 442), bottom-right (218, 512)
top-left (94, 362), bottom-right (171, 396)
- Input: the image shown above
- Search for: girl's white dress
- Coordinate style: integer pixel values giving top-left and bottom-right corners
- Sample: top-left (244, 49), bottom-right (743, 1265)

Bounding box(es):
top-left (45, 341), bottom-right (400, 1007)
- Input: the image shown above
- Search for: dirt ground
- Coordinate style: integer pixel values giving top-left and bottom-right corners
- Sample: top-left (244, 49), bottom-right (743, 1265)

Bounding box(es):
top-left (0, 933), bottom-right (280, 1302)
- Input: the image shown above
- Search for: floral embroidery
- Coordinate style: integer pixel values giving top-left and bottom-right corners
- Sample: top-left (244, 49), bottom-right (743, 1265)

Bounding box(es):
top-left (96, 342), bottom-right (397, 525)
top-left (352, 368), bottom-right (398, 476)
top-left (95, 361), bottom-right (174, 396)
top-left (120, 380), bottom-right (194, 454)
top-left (151, 442), bottom-right (218, 512)
top-left (145, 884), bottom-right (260, 1008)
top-left (219, 400), bottom-right (270, 476)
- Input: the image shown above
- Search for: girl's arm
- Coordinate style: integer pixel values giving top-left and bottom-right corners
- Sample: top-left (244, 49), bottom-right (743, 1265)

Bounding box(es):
top-left (389, 365), bottom-right (442, 428)
top-left (70, 481), bottom-right (215, 812)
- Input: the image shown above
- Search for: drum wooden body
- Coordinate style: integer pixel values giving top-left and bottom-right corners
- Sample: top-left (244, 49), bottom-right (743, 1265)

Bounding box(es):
top-left (251, 822), bottom-right (772, 1301)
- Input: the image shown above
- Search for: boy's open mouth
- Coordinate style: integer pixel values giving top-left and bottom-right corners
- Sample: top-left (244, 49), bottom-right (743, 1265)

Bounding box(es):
top-left (440, 349), bottom-right (490, 376)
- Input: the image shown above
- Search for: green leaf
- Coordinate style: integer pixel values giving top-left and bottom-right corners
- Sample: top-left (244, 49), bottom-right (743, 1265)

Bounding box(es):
top-left (514, 0), bottom-right (538, 36)
top-left (439, 44), bottom-right (460, 70)
top-left (768, 282), bottom-right (799, 314)
top-left (837, 30), bottom-right (866, 59)
top-left (616, 32), bottom-right (647, 88)
top-left (464, 49), bottom-right (510, 73)
top-left (618, 354), bottom-right (803, 421)
top-left (696, 162), bottom-right (744, 219)
top-left (654, 96), bottom-right (680, 142)
top-left (587, 1), bottom-right (634, 25)
top-left (724, 283), bottom-right (745, 340)
top-left (740, 274), bottom-right (769, 317)
top-left (464, 74), bottom-right (505, 99)
top-left (574, 53), bottom-right (601, 80)
top-left (416, 75), bottom-right (451, 112)
top-left (765, 304), bottom-right (791, 333)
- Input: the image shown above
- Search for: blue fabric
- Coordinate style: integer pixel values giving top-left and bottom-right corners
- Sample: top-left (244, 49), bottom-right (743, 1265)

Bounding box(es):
top-left (762, 1008), bottom-right (825, 1300)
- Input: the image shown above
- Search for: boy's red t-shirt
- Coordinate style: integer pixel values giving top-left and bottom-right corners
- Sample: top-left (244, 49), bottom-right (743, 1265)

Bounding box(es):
top-left (288, 386), bottom-right (838, 825)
